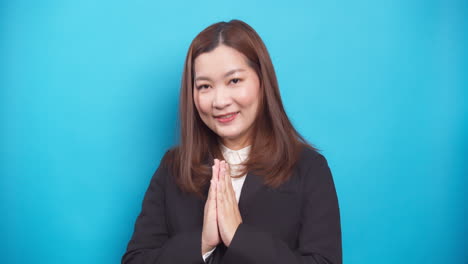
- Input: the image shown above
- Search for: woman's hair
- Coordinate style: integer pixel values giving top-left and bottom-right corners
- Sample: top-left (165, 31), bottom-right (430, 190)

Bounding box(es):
top-left (164, 19), bottom-right (315, 197)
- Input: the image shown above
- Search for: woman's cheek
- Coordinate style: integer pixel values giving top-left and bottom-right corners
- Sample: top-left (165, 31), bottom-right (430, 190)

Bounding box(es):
top-left (197, 93), bottom-right (213, 115)
top-left (237, 85), bottom-right (258, 104)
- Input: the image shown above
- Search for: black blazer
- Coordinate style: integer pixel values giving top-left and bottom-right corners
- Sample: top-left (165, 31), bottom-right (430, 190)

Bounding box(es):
top-left (122, 146), bottom-right (342, 264)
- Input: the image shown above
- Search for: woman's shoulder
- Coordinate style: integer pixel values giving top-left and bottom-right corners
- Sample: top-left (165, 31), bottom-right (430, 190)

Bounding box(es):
top-left (298, 144), bottom-right (326, 162)
top-left (149, 146), bottom-right (180, 185)
top-left (159, 146), bottom-right (180, 167)
top-left (296, 144), bottom-right (331, 173)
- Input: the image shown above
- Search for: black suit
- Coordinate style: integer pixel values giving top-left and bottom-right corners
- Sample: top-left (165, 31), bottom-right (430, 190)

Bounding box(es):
top-left (122, 146), bottom-right (342, 264)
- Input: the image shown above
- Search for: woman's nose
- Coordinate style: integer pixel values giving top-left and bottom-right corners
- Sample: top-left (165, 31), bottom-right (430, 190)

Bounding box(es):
top-left (213, 87), bottom-right (231, 109)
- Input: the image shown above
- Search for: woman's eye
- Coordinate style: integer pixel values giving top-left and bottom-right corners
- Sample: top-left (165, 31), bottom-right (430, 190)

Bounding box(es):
top-left (197, 84), bottom-right (209, 90)
top-left (230, 78), bottom-right (241, 84)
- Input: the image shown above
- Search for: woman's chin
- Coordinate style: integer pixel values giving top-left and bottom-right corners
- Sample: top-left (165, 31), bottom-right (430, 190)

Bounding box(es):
top-left (218, 134), bottom-right (240, 141)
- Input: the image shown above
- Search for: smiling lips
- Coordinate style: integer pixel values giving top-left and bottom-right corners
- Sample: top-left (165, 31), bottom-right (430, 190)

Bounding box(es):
top-left (215, 111), bottom-right (239, 123)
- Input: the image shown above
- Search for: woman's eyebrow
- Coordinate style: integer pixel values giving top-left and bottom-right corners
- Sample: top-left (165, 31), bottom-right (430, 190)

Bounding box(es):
top-left (195, 68), bottom-right (246, 81)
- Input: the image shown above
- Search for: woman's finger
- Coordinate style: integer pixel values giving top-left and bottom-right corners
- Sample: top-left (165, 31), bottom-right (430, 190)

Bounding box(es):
top-left (221, 161), bottom-right (234, 205)
top-left (217, 162), bottom-right (225, 216)
top-left (202, 162), bottom-right (221, 251)
top-left (209, 159), bottom-right (219, 206)
top-left (225, 163), bottom-right (237, 202)
top-left (219, 160), bottom-right (226, 194)
top-left (206, 164), bottom-right (218, 211)
top-left (209, 176), bottom-right (216, 202)
top-left (213, 159), bottom-right (219, 181)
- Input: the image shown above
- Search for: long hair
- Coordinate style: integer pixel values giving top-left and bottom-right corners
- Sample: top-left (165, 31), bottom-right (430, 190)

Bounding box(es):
top-left (165, 19), bottom-right (315, 197)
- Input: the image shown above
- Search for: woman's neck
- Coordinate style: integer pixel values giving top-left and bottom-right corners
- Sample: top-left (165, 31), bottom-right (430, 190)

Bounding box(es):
top-left (220, 138), bottom-right (251, 151)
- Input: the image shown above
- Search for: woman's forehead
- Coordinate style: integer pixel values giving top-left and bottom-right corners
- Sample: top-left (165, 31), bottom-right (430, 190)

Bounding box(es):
top-left (194, 46), bottom-right (251, 78)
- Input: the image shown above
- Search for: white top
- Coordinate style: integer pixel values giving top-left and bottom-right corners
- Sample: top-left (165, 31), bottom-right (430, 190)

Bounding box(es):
top-left (202, 143), bottom-right (251, 262)
top-left (219, 143), bottom-right (251, 203)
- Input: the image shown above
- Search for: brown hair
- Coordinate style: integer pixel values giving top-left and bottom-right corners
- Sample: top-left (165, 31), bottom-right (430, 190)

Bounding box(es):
top-left (165, 19), bottom-right (316, 197)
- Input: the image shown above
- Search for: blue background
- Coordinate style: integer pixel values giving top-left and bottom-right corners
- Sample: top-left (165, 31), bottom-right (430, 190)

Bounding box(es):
top-left (1, 0), bottom-right (467, 263)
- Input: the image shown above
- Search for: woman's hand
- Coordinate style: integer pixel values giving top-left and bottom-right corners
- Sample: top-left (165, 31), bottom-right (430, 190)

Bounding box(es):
top-left (217, 160), bottom-right (243, 247)
top-left (201, 159), bottom-right (221, 255)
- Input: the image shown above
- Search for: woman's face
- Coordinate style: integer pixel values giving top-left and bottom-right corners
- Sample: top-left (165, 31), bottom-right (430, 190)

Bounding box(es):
top-left (193, 44), bottom-right (260, 149)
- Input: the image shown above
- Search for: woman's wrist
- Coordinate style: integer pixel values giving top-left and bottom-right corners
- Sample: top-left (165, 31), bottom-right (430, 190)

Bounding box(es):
top-left (201, 240), bottom-right (215, 255)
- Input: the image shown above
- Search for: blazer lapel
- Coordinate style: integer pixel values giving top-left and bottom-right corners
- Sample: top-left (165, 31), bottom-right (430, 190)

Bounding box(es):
top-left (238, 171), bottom-right (264, 218)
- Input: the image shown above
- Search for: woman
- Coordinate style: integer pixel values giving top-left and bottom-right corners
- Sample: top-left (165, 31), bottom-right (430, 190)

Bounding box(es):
top-left (122, 19), bottom-right (342, 264)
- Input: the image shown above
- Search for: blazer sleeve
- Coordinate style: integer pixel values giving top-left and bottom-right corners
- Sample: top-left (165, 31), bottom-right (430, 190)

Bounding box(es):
top-left (121, 151), bottom-right (205, 264)
top-left (221, 153), bottom-right (342, 264)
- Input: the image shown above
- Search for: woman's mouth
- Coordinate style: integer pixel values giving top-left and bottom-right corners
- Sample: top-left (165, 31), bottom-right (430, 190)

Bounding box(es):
top-left (215, 112), bottom-right (239, 123)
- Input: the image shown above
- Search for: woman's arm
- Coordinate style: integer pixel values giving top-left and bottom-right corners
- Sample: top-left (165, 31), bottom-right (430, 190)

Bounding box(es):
top-left (221, 153), bottom-right (342, 264)
top-left (121, 151), bottom-right (205, 264)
